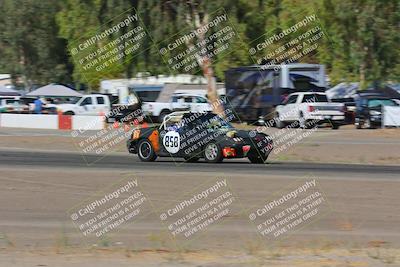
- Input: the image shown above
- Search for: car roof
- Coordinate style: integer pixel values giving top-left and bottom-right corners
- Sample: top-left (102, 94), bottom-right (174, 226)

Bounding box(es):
top-left (172, 93), bottom-right (205, 97)
top-left (290, 92), bottom-right (326, 95)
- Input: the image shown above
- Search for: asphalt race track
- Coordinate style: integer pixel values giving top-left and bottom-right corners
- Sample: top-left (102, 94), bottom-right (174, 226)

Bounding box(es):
top-left (0, 148), bottom-right (399, 252)
top-left (1, 149), bottom-right (399, 176)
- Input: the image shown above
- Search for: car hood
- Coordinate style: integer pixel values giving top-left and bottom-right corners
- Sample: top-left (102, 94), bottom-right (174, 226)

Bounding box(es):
top-left (213, 129), bottom-right (254, 139)
top-left (56, 104), bottom-right (77, 110)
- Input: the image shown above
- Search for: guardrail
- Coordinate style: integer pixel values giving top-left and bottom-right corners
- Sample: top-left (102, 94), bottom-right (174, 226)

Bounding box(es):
top-left (0, 113), bottom-right (105, 130)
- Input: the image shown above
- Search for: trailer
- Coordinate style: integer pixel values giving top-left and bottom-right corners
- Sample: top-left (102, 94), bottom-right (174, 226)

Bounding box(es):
top-left (224, 63), bottom-right (326, 123)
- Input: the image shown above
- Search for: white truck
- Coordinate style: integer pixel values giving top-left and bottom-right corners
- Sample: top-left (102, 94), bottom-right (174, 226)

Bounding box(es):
top-left (275, 92), bottom-right (345, 129)
top-left (143, 93), bottom-right (212, 122)
top-left (57, 94), bottom-right (112, 115)
top-left (56, 94), bottom-right (141, 122)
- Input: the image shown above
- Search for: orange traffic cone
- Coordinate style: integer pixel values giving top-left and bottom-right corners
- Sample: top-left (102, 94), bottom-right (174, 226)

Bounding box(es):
top-left (99, 111), bottom-right (107, 129)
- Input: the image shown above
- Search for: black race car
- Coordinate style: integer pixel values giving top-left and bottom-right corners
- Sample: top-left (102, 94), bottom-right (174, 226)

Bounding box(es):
top-left (127, 111), bottom-right (273, 163)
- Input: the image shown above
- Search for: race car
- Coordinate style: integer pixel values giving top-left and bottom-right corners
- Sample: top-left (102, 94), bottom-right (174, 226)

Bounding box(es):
top-left (127, 111), bottom-right (273, 163)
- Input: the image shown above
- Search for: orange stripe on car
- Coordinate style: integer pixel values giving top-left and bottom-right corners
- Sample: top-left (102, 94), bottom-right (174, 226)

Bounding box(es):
top-left (148, 130), bottom-right (160, 152)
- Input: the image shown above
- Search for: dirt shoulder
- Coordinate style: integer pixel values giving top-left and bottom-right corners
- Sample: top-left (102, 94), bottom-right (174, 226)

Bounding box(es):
top-left (0, 247), bottom-right (398, 267)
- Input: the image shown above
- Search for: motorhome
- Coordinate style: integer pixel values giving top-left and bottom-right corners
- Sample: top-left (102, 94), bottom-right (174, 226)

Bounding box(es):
top-left (224, 63), bottom-right (326, 123)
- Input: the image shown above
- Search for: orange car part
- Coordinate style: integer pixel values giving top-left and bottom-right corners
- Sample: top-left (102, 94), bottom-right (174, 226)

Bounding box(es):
top-left (148, 130), bottom-right (160, 152)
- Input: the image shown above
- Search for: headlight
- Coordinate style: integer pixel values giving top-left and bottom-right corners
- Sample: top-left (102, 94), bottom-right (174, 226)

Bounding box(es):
top-left (370, 110), bottom-right (381, 116)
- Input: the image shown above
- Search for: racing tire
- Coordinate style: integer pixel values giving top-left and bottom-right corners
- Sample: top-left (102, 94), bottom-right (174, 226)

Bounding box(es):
top-left (137, 139), bottom-right (157, 162)
top-left (204, 142), bottom-right (223, 163)
top-left (184, 157), bottom-right (200, 163)
top-left (64, 111), bottom-right (75, 115)
top-left (248, 154), bottom-right (268, 164)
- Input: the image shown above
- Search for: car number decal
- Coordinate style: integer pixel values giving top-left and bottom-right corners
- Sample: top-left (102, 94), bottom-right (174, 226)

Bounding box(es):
top-left (132, 130), bottom-right (140, 139)
top-left (163, 131), bottom-right (180, 154)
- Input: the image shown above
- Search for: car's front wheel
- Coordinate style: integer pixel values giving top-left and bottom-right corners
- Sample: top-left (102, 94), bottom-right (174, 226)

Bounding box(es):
top-left (137, 139), bottom-right (157, 162)
top-left (204, 142), bottom-right (223, 163)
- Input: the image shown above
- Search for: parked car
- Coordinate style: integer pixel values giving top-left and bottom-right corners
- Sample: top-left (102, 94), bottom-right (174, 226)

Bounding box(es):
top-left (354, 94), bottom-right (399, 129)
top-left (142, 93), bottom-right (212, 122)
top-left (392, 99), bottom-right (400, 105)
top-left (0, 97), bottom-right (30, 113)
top-left (275, 92), bottom-right (346, 129)
top-left (56, 94), bottom-right (141, 122)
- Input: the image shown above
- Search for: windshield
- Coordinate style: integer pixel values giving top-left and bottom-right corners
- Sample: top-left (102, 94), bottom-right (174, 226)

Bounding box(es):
top-left (302, 94), bottom-right (328, 103)
top-left (5, 100), bottom-right (20, 105)
top-left (201, 114), bottom-right (233, 130)
top-left (69, 97), bottom-right (82, 104)
top-left (368, 99), bottom-right (397, 108)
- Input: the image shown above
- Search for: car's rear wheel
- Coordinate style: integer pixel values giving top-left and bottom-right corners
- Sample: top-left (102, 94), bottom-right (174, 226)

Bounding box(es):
top-left (137, 139), bottom-right (157, 162)
top-left (204, 142), bottom-right (223, 163)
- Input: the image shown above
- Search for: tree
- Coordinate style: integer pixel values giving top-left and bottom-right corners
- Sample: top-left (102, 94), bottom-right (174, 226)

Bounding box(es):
top-left (0, 0), bottom-right (73, 88)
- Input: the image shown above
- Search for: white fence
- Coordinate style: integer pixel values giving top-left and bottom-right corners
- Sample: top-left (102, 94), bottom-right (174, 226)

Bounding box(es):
top-left (0, 114), bottom-right (58, 129)
top-left (0, 114), bottom-right (105, 130)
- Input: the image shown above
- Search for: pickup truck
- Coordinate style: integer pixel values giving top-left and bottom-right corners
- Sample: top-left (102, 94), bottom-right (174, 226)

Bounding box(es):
top-left (142, 93), bottom-right (212, 122)
top-left (275, 92), bottom-right (345, 129)
top-left (56, 94), bottom-right (141, 122)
